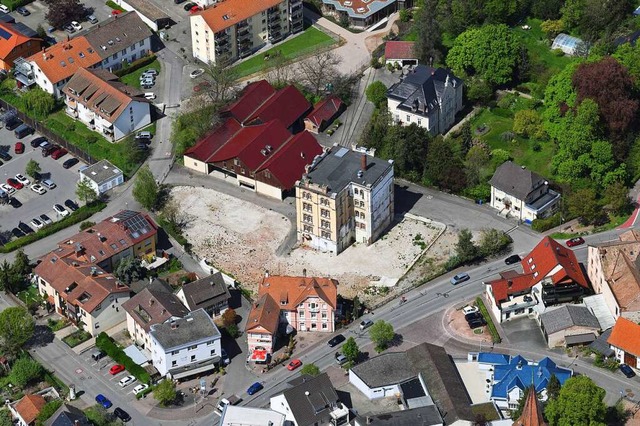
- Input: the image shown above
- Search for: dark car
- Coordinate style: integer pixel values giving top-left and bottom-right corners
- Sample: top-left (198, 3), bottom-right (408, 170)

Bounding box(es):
top-left (30, 136), bottom-right (47, 148)
top-left (95, 394), bottom-right (112, 409)
top-left (327, 334), bottom-right (346, 347)
top-left (465, 312), bottom-right (483, 322)
top-left (64, 24), bottom-right (76, 34)
top-left (64, 199), bottom-right (79, 211)
top-left (620, 363), bottom-right (636, 378)
top-left (468, 318), bottom-right (486, 329)
top-left (17, 222), bottom-right (33, 234)
top-left (0, 151), bottom-right (11, 161)
top-left (5, 118), bottom-right (22, 131)
top-left (11, 228), bottom-right (25, 238)
top-left (63, 158), bottom-right (79, 169)
top-left (247, 382), bottom-right (263, 395)
top-left (114, 407), bottom-right (131, 422)
top-left (174, 0), bottom-right (186, 4)
top-left (42, 144), bottom-right (58, 157)
top-left (8, 197), bottom-right (21, 208)
top-left (504, 254), bottom-right (521, 265)
top-left (566, 237), bottom-right (585, 247)
top-left (16, 6), bottom-right (29, 15)
top-left (183, 1), bottom-right (196, 10)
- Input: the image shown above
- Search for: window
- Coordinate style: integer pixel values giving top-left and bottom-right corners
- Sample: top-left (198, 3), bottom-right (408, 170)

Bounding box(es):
top-left (188, 345), bottom-right (197, 351)
top-left (298, 311), bottom-right (304, 318)
top-left (417, 119), bottom-right (422, 126)
top-left (139, 41), bottom-right (144, 47)
top-left (321, 220), bottom-right (330, 229)
top-left (355, 211), bottom-right (360, 218)
top-left (361, 213), bottom-right (366, 220)
top-left (234, 159), bottom-right (239, 166)
top-left (171, 349), bottom-right (180, 355)
top-left (321, 209), bottom-right (329, 218)
top-left (303, 225), bottom-right (313, 233)
top-left (191, 355), bottom-right (196, 362)
top-left (322, 312), bottom-right (327, 319)
top-left (211, 349), bottom-right (216, 356)
top-left (303, 214), bottom-right (312, 223)
top-left (321, 231), bottom-right (331, 239)
top-left (172, 360), bottom-right (177, 367)
top-left (311, 313), bottom-right (317, 319)
top-left (303, 202), bottom-right (312, 212)
top-left (112, 53), bottom-right (118, 60)
top-left (207, 340), bottom-right (214, 345)
top-left (322, 323), bottom-right (327, 329)
top-left (406, 114), bottom-right (410, 122)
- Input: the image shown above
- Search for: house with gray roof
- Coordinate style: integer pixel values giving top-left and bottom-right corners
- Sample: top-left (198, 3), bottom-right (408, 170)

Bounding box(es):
top-left (270, 373), bottom-right (350, 426)
top-left (354, 406), bottom-right (443, 426)
top-left (149, 308), bottom-right (222, 380)
top-left (176, 272), bottom-right (230, 317)
top-left (489, 161), bottom-right (560, 223)
top-left (386, 65), bottom-right (463, 135)
top-left (79, 160), bottom-right (124, 195)
top-left (44, 403), bottom-right (91, 426)
top-left (349, 343), bottom-right (475, 425)
top-left (539, 304), bottom-right (601, 348)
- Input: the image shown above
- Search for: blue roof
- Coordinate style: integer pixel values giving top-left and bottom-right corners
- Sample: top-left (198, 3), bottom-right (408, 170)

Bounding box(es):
top-left (489, 355), bottom-right (572, 399)
top-left (478, 352), bottom-right (510, 364)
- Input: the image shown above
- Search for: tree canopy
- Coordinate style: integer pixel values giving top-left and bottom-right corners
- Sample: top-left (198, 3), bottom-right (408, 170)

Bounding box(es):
top-left (132, 165), bottom-right (159, 211)
top-left (300, 363), bottom-right (321, 376)
top-left (544, 376), bottom-right (607, 426)
top-left (0, 307), bottom-right (35, 357)
top-left (342, 337), bottom-right (360, 364)
top-left (369, 320), bottom-right (395, 352)
top-left (154, 379), bottom-right (177, 406)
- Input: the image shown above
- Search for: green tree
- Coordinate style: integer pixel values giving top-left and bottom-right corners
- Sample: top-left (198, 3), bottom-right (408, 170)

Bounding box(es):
top-left (547, 374), bottom-right (561, 401)
top-left (540, 19), bottom-right (564, 41)
top-left (466, 77), bottom-right (494, 105)
top-left (446, 24), bottom-right (521, 86)
top-left (85, 405), bottom-right (119, 426)
top-left (369, 320), bottom-right (395, 352)
top-left (545, 376), bottom-right (606, 426)
top-left (76, 179), bottom-right (98, 204)
top-left (383, 124), bottom-right (430, 181)
top-left (567, 188), bottom-right (599, 224)
top-left (604, 181), bottom-right (632, 215)
top-left (0, 261), bottom-right (16, 294)
top-left (414, 0), bottom-right (443, 65)
top-left (613, 43), bottom-right (640, 87)
top-left (0, 307), bottom-right (35, 357)
top-left (513, 109), bottom-right (545, 139)
top-left (300, 363), bottom-right (321, 377)
top-left (365, 81), bottom-right (388, 108)
top-left (79, 221), bottom-right (96, 231)
top-left (342, 337), bottom-right (360, 363)
top-left (203, 55), bottom-right (238, 104)
top-left (35, 400), bottom-right (63, 425)
top-left (424, 136), bottom-right (466, 191)
top-left (455, 229), bottom-right (478, 263)
top-left (465, 144), bottom-right (491, 185)
top-left (25, 160), bottom-right (41, 179)
top-left (132, 165), bottom-right (159, 211)
top-left (0, 410), bottom-right (12, 426)
top-left (22, 88), bottom-right (56, 118)
top-left (491, 149), bottom-right (511, 168)
top-left (9, 356), bottom-right (43, 388)
top-left (478, 228), bottom-right (513, 257)
top-left (154, 379), bottom-right (177, 407)
top-left (114, 257), bottom-right (145, 285)
top-left (460, 121), bottom-right (473, 155)
top-left (561, 0), bottom-right (585, 30)
top-left (12, 249), bottom-right (32, 281)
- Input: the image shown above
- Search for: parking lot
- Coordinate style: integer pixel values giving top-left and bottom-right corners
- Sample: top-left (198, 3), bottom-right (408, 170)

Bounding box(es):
top-left (0, 125), bottom-right (85, 237)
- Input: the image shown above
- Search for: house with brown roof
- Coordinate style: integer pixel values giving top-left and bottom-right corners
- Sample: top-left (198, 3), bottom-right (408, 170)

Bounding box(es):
top-left (190, 0), bottom-right (303, 65)
top-left (0, 21), bottom-right (42, 71)
top-left (485, 236), bottom-right (590, 323)
top-left (608, 317), bottom-right (640, 372)
top-left (63, 68), bottom-right (151, 142)
top-left (303, 95), bottom-right (345, 134)
top-left (246, 274), bottom-right (338, 360)
top-left (10, 388), bottom-right (61, 426)
top-left (587, 230), bottom-right (640, 322)
top-left (184, 80), bottom-right (323, 200)
top-left (123, 284), bottom-right (189, 349)
top-left (175, 272), bottom-right (231, 317)
top-left (22, 12), bottom-right (152, 98)
top-left (384, 41), bottom-right (417, 66)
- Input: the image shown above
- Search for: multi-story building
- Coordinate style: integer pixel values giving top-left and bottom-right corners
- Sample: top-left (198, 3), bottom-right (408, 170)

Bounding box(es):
top-left (321, 0), bottom-right (408, 29)
top-left (149, 309), bottom-right (222, 380)
top-left (175, 272), bottom-right (231, 317)
top-left (62, 68), bottom-right (151, 142)
top-left (0, 21), bottom-right (43, 71)
top-left (20, 12), bottom-right (152, 98)
top-left (295, 145), bottom-right (394, 255)
top-left (246, 293), bottom-right (281, 359)
top-left (386, 65), bottom-right (463, 135)
top-left (190, 0), bottom-right (303, 65)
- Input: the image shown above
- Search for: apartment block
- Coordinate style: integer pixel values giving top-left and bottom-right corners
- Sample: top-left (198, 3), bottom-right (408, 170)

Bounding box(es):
top-left (295, 145), bottom-right (394, 255)
top-left (190, 0), bottom-right (303, 65)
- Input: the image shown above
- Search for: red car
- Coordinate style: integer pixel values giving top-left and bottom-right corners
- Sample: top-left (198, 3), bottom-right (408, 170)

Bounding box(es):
top-left (189, 5), bottom-right (202, 13)
top-left (51, 148), bottom-right (68, 160)
top-left (287, 359), bottom-right (302, 371)
top-left (109, 364), bottom-right (125, 375)
top-left (14, 142), bottom-right (24, 154)
top-left (111, 9), bottom-right (122, 15)
top-left (566, 237), bottom-right (585, 247)
top-left (6, 178), bottom-right (23, 190)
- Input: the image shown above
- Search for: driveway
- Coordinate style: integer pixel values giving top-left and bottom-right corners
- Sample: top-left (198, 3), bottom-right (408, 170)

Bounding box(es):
top-left (499, 316), bottom-right (551, 353)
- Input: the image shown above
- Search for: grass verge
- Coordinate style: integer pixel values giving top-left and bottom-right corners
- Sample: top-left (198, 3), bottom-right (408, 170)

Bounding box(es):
top-left (232, 27), bottom-right (336, 77)
top-left (476, 297), bottom-right (501, 343)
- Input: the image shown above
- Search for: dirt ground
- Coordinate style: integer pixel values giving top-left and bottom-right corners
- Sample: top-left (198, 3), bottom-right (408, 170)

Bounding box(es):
top-left (172, 187), bottom-right (451, 301)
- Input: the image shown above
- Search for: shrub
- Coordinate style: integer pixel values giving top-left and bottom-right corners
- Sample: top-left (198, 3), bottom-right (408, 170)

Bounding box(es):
top-left (531, 213), bottom-right (563, 232)
top-left (476, 297), bottom-right (501, 343)
top-left (113, 54), bottom-right (157, 77)
top-left (532, 142), bottom-right (542, 152)
top-left (399, 8), bottom-right (412, 22)
top-left (500, 131), bottom-right (516, 141)
top-left (370, 57), bottom-right (383, 69)
top-left (35, 400), bottom-right (63, 425)
top-left (79, 221), bottom-right (96, 231)
top-left (65, 122), bottom-right (75, 132)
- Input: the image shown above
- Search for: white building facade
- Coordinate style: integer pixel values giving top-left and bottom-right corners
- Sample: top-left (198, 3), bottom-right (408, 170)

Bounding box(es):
top-left (79, 160), bottom-right (124, 195)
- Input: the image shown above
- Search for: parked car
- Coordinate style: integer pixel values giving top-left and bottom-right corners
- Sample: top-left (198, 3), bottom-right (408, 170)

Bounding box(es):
top-left (132, 384), bottom-right (149, 395)
top-left (327, 334), bottom-right (345, 347)
top-left (71, 21), bottom-right (82, 31)
top-left (53, 204), bottom-right (69, 217)
top-left (0, 151), bottom-right (12, 161)
top-left (183, 2), bottom-right (196, 10)
top-left (189, 5), bottom-right (202, 13)
top-left (42, 179), bottom-right (56, 189)
top-left (620, 363), bottom-right (636, 378)
top-left (141, 83), bottom-right (154, 90)
top-left (189, 68), bottom-right (204, 78)
top-left (42, 144), bottom-right (58, 157)
top-left (0, 183), bottom-right (15, 195)
top-left (144, 92), bottom-right (156, 100)
top-left (109, 364), bottom-right (125, 375)
top-left (359, 319), bottom-right (373, 330)
top-left (14, 142), bottom-right (24, 154)
top-left (8, 198), bottom-right (21, 208)
top-left (504, 254), bottom-right (521, 265)
top-left (135, 131), bottom-right (152, 140)
top-left (39, 214), bottom-right (52, 225)
top-left (11, 228), bottom-right (25, 238)
top-left (5, 118), bottom-right (22, 131)
top-left (221, 348), bottom-right (231, 365)
top-left (15, 174), bottom-right (30, 186)
top-left (30, 218), bottom-right (44, 229)
top-left (30, 136), bottom-right (47, 148)
top-left (465, 312), bottom-right (483, 322)
top-left (114, 407), bottom-right (131, 422)
top-left (16, 6), bottom-right (29, 16)
top-left (95, 394), bottom-right (112, 409)
top-left (87, 14), bottom-right (98, 24)
top-left (468, 319), bottom-right (486, 329)
top-left (0, 5), bottom-right (9, 13)
top-left (64, 24), bottom-right (76, 34)
top-left (286, 359), bottom-right (302, 371)
top-left (174, 0), bottom-right (186, 4)
top-left (335, 352), bottom-right (347, 365)
top-left (140, 78), bottom-right (155, 87)
top-left (17, 222), bottom-right (33, 234)
top-left (566, 237), bottom-right (585, 247)
top-left (119, 375), bottom-right (136, 387)
top-left (6, 178), bottom-right (23, 189)
top-left (450, 272), bottom-right (470, 285)
top-left (64, 199), bottom-right (79, 211)
top-left (30, 184), bottom-right (46, 195)
top-left (142, 69), bottom-right (158, 77)
top-left (51, 148), bottom-right (68, 160)
top-left (462, 305), bottom-right (478, 315)
top-left (246, 382), bottom-right (263, 395)
top-left (63, 158), bottom-right (79, 169)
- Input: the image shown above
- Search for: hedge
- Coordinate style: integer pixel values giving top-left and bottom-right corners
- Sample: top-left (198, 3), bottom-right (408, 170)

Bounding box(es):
top-left (531, 212), bottom-right (563, 232)
top-left (0, 0), bottom-right (30, 12)
top-left (0, 201), bottom-right (106, 253)
top-left (113, 54), bottom-right (157, 77)
top-left (105, 0), bottom-right (126, 12)
top-left (476, 297), bottom-right (501, 343)
top-left (96, 332), bottom-right (151, 384)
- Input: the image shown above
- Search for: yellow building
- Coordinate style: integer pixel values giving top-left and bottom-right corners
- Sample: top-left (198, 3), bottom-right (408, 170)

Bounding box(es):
top-left (296, 145), bottom-right (394, 254)
top-left (190, 0), bottom-right (303, 64)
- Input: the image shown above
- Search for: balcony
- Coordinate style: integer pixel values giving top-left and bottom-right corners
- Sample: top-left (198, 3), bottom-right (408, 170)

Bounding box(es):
top-left (236, 20), bottom-right (248, 29)
top-left (500, 294), bottom-right (538, 313)
top-left (215, 31), bottom-right (229, 41)
top-left (216, 45), bottom-right (230, 55)
top-left (268, 22), bottom-right (281, 31)
top-left (267, 6), bottom-right (279, 17)
top-left (291, 3), bottom-right (303, 13)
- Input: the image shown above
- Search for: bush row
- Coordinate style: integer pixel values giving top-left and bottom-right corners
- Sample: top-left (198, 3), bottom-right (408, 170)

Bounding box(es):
top-left (476, 297), bottom-right (501, 343)
top-left (0, 201), bottom-right (106, 253)
top-left (0, 0), bottom-right (30, 12)
top-left (113, 54), bottom-right (157, 77)
top-left (96, 332), bottom-right (151, 384)
top-left (531, 212), bottom-right (563, 232)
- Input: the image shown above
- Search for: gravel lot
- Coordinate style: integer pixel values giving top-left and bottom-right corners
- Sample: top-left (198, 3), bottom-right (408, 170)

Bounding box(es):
top-left (173, 186), bottom-right (447, 299)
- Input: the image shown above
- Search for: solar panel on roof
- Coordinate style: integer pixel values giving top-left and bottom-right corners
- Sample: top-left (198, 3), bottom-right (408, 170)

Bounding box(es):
top-left (123, 213), bottom-right (150, 239)
top-left (0, 27), bottom-right (12, 40)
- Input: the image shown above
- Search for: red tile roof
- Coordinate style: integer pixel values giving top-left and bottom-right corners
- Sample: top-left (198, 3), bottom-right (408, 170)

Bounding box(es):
top-left (257, 275), bottom-right (338, 310)
top-left (487, 272), bottom-right (536, 302)
top-left (245, 293), bottom-right (280, 334)
top-left (223, 80), bottom-right (275, 123)
top-left (384, 41), bottom-right (416, 60)
top-left (305, 95), bottom-right (344, 128)
top-left (259, 131), bottom-right (324, 188)
top-left (245, 85), bottom-right (311, 129)
top-left (0, 22), bottom-right (41, 65)
top-left (198, 0), bottom-right (283, 34)
top-left (27, 36), bottom-right (103, 85)
top-left (608, 317), bottom-right (640, 356)
top-left (14, 394), bottom-right (46, 425)
top-left (513, 386), bottom-right (548, 426)
top-left (184, 118), bottom-right (242, 162)
top-left (521, 237), bottom-right (588, 288)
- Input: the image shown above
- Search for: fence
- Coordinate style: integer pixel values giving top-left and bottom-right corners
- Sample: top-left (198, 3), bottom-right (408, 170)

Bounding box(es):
top-left (0, 98), bottom-right (97, 166)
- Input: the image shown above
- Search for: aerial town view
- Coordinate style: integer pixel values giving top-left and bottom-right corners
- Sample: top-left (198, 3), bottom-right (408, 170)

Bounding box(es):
top-left (0, 0), bottom-right (639, 424)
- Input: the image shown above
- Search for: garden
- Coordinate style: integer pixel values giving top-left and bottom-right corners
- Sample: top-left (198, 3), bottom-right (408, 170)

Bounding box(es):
top-left (61, 329), bottom-right (92, 348)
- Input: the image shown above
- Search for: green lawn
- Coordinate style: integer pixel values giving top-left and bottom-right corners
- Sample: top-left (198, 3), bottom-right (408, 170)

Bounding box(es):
top-left (471, 108), bottom-right (555, 178)
top-left (17, 286), bottom-right (39, 305)
top-left (119, 59), bottom-right (161, 89)
top-left (232, 27), bottom-right (336, 77)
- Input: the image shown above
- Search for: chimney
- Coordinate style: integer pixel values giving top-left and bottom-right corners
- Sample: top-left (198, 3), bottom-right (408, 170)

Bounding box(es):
top-left (367, 417), bottom-right (373, 425)
top-left (265, 270), bottom-right (269, 278)
top-left (303, 268), bottom-right (307, 277)
top-left (170, 320), bottom-right (177, 329)
top-left (149, 299), bottom-right (155, 306)
top-left (360, 154), bottom-right (367, 171)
